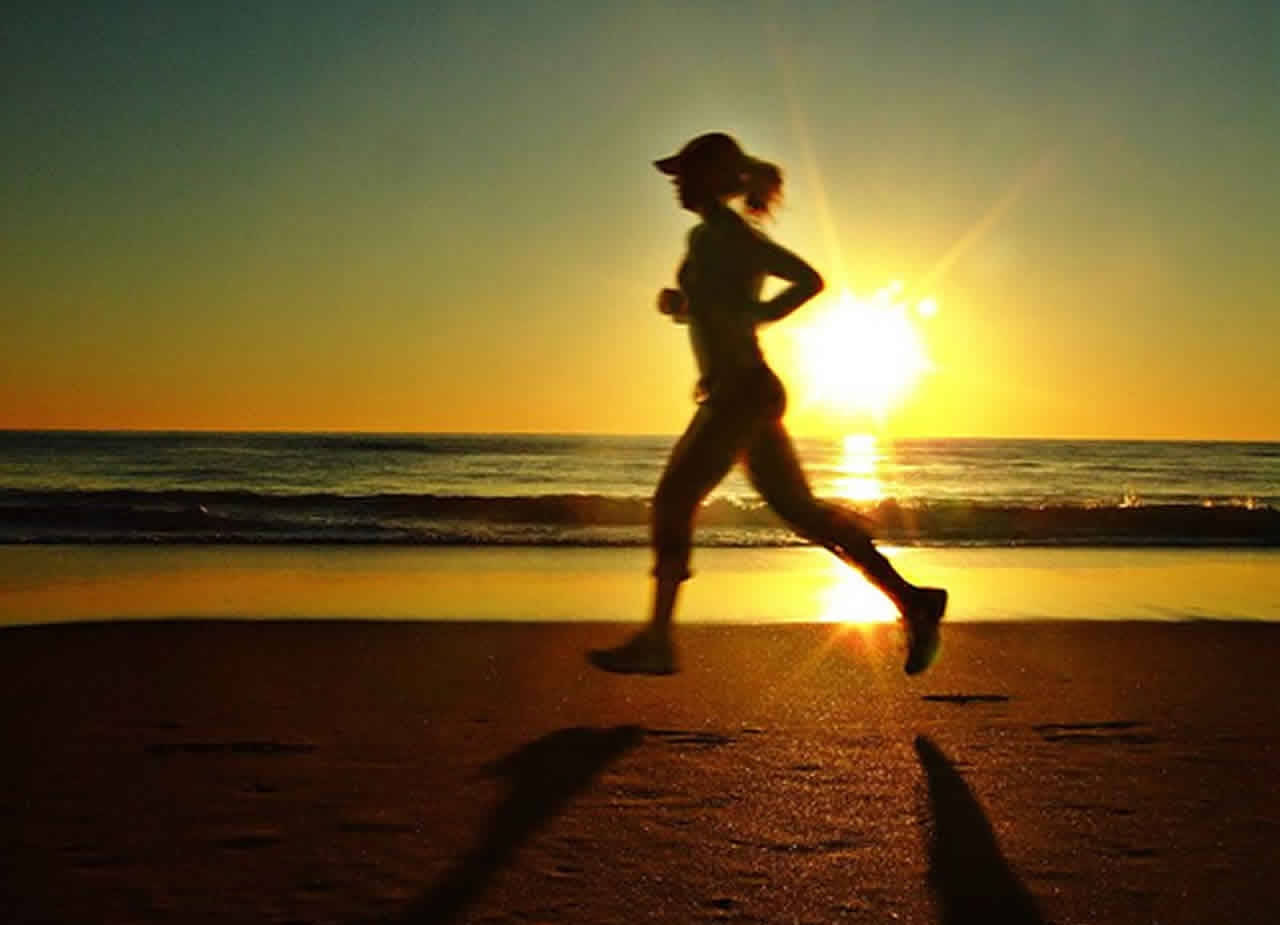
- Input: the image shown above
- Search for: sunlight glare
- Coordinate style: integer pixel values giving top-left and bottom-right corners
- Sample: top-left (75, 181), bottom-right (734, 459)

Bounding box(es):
top-left (787, 285), bottom-right (934, 422)
top-left (818, 557), bottom-right (900, 625)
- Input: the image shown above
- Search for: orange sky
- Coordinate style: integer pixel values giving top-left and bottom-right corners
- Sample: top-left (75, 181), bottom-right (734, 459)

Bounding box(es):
top-left (3, 3), bottom-right (1277, 439)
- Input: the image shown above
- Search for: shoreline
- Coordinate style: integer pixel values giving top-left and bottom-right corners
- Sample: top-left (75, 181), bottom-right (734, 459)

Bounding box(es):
top-left (4, 543), bottom-right (1280, 627)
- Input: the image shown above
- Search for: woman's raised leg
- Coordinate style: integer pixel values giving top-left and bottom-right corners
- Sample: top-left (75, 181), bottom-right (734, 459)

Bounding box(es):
top-left (744, 420), bottom-right (946, 673)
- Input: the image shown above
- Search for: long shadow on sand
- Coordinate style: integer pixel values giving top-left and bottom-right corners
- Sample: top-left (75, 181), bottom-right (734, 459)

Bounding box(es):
top-left (396, 725), bottom-right (643, 924)
top-left (915, 735), bottom-right (1047, 925)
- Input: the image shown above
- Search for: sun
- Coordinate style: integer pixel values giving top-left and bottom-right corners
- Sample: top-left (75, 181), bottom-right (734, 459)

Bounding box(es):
top-left (782, 282), bottom-right (934, 422)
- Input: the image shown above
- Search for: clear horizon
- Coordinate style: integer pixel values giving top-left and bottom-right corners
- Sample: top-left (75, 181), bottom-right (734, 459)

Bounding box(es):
top-left (3, 427), bottom-right (1278, 445)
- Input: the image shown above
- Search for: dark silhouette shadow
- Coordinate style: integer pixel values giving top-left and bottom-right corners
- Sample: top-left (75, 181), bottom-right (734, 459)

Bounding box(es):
top-left (395, 725), bottom-right (644, 924)
top-left (915, 736), bottom-right (1047, 925)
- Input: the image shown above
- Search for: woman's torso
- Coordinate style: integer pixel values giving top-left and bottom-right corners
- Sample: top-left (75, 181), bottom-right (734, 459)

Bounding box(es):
top-left (677, 206), bottom-right (769, 395)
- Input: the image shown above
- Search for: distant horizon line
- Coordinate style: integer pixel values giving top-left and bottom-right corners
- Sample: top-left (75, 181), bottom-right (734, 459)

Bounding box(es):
top-left (2, 427), bottom-right (1277, 445)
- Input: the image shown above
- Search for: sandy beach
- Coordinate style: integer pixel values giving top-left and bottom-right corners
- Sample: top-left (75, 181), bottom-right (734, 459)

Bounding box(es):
top-left (3, 619), bottom-right (1278, 924)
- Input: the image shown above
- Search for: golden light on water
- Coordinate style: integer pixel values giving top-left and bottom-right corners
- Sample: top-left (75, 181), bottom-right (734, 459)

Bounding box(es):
top-left (786, 283), bottom-right (935, 422)
top-left (835, 432), bottom-right (884, 502)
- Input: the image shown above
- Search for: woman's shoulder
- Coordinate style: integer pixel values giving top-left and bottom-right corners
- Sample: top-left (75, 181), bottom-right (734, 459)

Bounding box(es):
top-left (706, 207), bottom-right (764, 243)
top-left (688, 208), bottom-right (766, 257)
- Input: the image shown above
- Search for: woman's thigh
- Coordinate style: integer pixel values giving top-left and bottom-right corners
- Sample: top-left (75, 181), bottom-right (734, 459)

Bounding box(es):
top-left (743, 419), bottom-right (816, 514)
top-left (657, 403), bottom-right (757, 507)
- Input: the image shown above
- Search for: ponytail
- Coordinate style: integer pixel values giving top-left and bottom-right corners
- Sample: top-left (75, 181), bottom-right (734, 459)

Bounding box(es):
top-left (740, 157), bottom-right (783, 218)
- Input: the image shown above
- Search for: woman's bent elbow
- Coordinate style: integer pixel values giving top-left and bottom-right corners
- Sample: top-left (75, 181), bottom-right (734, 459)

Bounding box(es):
top-left (806, 271), bottom-right (825, 299)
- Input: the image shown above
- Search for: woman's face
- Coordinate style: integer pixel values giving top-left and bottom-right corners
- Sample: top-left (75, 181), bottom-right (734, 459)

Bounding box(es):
top-left (672, 172), bottom-right (699, 212)
top-left (672, 166), bottom-right (720, 213)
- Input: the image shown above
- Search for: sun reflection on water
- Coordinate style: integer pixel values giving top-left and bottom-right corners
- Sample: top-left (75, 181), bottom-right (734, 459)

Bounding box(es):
top-left (835, 432), bottom-right (884, 502)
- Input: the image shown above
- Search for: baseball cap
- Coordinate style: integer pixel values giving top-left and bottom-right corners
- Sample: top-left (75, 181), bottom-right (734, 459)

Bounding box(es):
top-left (654, 132), bottom-right (745, 176)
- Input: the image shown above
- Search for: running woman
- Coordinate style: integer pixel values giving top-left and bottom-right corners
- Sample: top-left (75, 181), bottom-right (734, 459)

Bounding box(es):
top-left (589, 133), bottom-right (946, 676)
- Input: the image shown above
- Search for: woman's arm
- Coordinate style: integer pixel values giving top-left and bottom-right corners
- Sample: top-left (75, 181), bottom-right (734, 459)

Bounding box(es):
top-left (750, 233), bottom-right (824, 323)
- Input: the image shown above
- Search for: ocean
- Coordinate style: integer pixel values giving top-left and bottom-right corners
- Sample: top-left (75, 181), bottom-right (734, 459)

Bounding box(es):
top-left (0, 431), bottom-right (1276, 547)
top-left (2, 432), bottom-right (1278, 625)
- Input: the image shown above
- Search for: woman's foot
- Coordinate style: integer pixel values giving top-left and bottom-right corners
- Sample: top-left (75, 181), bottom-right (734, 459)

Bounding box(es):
top-left (903, 587), bottom-right (947, 675)
top-left (588, 628), bottom-right (678, 675)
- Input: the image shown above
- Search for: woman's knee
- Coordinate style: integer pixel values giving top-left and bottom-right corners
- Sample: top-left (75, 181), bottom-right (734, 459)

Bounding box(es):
top-left (766, 489), bottom-right (824, 532)
top-left (650, 489), bottom-right (695, 583)
top-left (653, 474), bottom-right (698, 525)
top-left (777, 497), bottom-right (867, 549)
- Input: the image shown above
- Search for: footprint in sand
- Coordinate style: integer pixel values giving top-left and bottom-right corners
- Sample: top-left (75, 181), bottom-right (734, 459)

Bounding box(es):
top-left (1033, 721), bottom-right (1158, 745)
top-left (923, 694), bottom-right (1011, 705)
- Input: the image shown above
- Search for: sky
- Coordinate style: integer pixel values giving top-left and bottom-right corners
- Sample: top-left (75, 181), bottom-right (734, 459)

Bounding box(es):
top-left (2, 1), bottom-right (1277, 439)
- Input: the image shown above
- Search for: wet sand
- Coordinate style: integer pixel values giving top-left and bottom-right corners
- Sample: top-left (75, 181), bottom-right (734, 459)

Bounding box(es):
top-left (3, 620), bottom-right (1278, 923)
top-left (6, 544), bottom-right (1280, 626)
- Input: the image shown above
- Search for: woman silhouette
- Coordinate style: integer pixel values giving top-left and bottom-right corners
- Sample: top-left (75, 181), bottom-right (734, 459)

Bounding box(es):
top-left (590, 133), bottom-right (946, 676)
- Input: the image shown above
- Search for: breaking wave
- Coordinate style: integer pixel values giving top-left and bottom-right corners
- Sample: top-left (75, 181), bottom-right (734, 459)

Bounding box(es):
top-left (1, 489), bottom-right (1276, 547)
